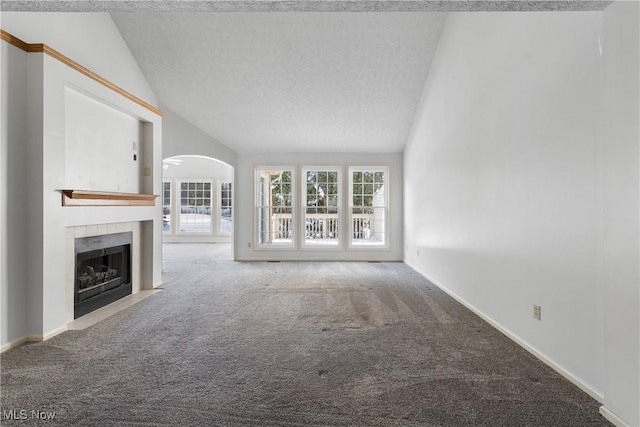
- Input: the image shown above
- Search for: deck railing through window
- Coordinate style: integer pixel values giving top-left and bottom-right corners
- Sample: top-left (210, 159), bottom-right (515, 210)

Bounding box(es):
top-left (271, 214), bottom-right (293, 240)
top-left (352, 211), bottom-right (385, 245)
top-left (305, 215), bottom-right (339, 240)
top-left (268, 213), bottom-right (377, 243)
top-left (352, 215), bottom-right (370, 240)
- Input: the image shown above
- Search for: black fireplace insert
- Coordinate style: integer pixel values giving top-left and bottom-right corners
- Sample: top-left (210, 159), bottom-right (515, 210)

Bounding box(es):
top-left (74, 232), bottom-right (132, 319)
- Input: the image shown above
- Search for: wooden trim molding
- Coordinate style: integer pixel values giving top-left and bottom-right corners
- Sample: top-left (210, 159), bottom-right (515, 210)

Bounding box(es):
top-left (62, 190), bottom-right (158, 207)
top-left (0, 29), bottom-right (162, 117)
top-left (0, 29), bottom-right (30, 51)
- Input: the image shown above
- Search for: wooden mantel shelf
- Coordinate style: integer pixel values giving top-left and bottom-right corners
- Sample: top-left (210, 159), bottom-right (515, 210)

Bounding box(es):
top-left (61, 190), bottom-right (158, 207)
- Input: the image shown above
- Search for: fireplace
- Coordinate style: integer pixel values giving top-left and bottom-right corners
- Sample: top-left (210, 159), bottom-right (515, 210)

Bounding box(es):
top-left (74, 232), bottom-right (132, 319)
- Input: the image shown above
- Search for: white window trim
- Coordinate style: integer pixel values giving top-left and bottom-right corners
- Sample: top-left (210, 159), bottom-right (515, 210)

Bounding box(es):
top-left (254, 165), bottom-right (297, 250)
top-left (218, 179), bottom-right (233, 236)
top-left (300, 166), bottom-right (343, 250)
top-left (252, 164), bottom-right (391, 252)
top-left (176, 178), bottom-right (215, 236)
top-left (347, 166), bottom-right (390, 250)
top-left (162, 180), bottom-right (173, 235)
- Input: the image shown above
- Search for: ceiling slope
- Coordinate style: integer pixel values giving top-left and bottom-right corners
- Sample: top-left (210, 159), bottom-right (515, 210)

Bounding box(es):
top-left (111, 12), bottom-right (447, 153)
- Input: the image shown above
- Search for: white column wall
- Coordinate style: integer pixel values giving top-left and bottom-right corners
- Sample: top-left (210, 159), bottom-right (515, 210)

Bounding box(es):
top-left (1, 42), bottom-right (29, 347)
top-left (37, 54), bottom-right (163, 336)
top-left (404, 11), bottom-right (605, 398)
top-left (26, 53), bottom-right (45, 337)
top-left (1, 13), bottom-right (163, 349)
top-left (602, 2), bottom-right (640, 425)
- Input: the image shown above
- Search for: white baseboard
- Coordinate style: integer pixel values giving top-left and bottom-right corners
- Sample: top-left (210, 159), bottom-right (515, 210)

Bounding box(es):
top-left (0, 336), bottom-right (29, 353)
top-left (599, 406), bottom-right (631, 427)
top-left (404, 259), bottom-right (604, 404)
top-left (26, 325), bottom-right (68, 342)
top-left (147, 281), bottom-right (164, 290)
top-left (235, 258), bottom-right (403, 262)
top-left (1, 325), bottom-right (69, 353)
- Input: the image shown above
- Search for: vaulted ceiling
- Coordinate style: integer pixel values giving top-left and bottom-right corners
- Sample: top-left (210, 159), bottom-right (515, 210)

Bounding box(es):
top-left (3, 1), bottom-right (612, 154)
top-left (111, 12), bottom-right (446, 153)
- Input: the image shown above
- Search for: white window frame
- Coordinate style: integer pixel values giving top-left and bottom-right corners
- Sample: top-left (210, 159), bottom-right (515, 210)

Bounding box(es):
top-left (162, 180), bottom-right (172, 234)
top-left (218, 179), bottom-right (233, 235)
top-left (348, 166), bottom-right (389, 249)
top-left (300, 166), bottom-right (342, 249)
top-left (176, 179), bottom-right (214, 235)
top-left (254, 166), bottom-right (296, 249)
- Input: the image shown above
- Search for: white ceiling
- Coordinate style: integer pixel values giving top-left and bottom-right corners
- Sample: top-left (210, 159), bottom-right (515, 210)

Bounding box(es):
top-left (110, 12), bottom-right (448, 153)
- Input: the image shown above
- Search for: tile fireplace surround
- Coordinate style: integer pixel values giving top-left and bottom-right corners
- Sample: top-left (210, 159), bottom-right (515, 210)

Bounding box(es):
top-left (65, 222), bottom-right (142, 324)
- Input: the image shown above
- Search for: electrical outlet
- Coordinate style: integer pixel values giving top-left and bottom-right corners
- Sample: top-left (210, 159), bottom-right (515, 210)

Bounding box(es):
top-left (533, 304), bottom-right (541, 321)
top-left (416, 249), bottom-right (420, 256)
top-left (247, 242), bottom-right (251, 248)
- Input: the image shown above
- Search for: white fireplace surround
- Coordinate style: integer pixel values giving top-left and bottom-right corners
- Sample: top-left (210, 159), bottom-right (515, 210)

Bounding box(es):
top-left (65, 222), bottom-right (142, 323)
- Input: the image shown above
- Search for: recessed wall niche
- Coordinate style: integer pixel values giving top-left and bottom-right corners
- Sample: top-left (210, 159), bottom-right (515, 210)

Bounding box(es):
top-left (65, 88), bottom-right (143, 193)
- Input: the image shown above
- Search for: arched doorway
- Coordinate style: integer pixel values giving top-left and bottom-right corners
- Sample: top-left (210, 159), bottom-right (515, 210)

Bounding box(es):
top-left (161, 155), bottom-right (233, 248)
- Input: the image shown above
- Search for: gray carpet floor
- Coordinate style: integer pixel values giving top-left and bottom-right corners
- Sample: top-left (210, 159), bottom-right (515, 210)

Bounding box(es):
top-left (1, 243), bottom-right (609, 426)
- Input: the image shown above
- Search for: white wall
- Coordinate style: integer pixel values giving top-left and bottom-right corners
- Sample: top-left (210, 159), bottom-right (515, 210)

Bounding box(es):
top-left (0, 12), bottom-right (157, 107)
top-left (1, 41), bottom-right (29, 347)
top-left (235, 152), bottom-right (403, 261)
top-left (65, 88), bottom-right (141, 193)
top-left (602, 1), bottom-right (640, 425)
top-left (404, 11), bottom-right (605, 400)
top-left (162, 105), bottom-right (237, 168)
top-left (163, 155), bottom-right (232, 180)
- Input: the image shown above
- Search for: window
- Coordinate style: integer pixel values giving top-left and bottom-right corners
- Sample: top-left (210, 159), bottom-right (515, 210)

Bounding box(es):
top-left (302, 167), bottom-right (341, 247)
top-left (256, 167), bottom-right (295, 247)
top-left (162, 181), bottom-right (171, 233)
top-left (219, 181), bottom-right (233, 234)
top-left (253, 165), bottom-right (390, 250)
top-left (179, 181), bottom-right (212, 233)
top-left (349, 167), bottom-right (388, 247)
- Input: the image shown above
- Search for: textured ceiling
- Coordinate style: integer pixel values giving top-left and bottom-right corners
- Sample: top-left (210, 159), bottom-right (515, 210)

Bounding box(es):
top-left (110, 12), bottom-right (448, 153)
top-left (1, 1), bottom-right (613, 12)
